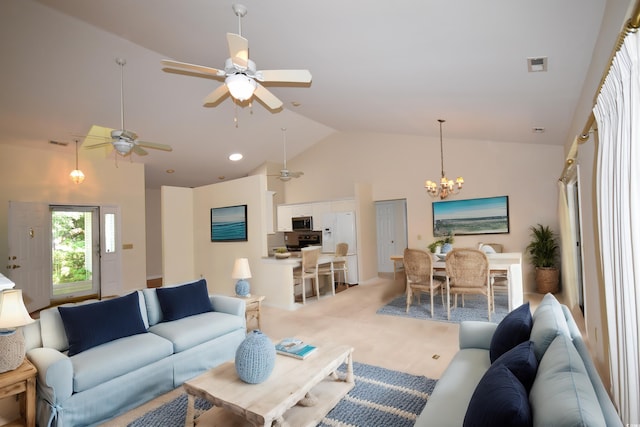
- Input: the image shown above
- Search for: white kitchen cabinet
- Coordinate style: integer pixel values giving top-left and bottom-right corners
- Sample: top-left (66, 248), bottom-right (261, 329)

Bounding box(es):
top-left (276, 205), bottom-right (293, 231)
top-left (312, 202), bottom-right (331, 231)
top-left (291, 204), bottom-right (313, 217)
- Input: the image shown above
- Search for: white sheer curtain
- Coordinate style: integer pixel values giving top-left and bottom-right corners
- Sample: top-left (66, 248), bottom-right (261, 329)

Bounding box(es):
top-left (593, 29), bottom-right (640, 425)
top-left (557, 181), bottom-right (579, 310)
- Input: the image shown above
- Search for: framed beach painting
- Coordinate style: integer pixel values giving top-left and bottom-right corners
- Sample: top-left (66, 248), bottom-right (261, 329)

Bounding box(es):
top-left (211, 205), bottom-right (248, 242)
top-left (432, 196), bottom-right (509, 237)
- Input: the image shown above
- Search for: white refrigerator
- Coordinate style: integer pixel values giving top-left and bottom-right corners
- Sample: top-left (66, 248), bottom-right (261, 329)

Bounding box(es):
top-left (322, 211), bottom-right (358, 284)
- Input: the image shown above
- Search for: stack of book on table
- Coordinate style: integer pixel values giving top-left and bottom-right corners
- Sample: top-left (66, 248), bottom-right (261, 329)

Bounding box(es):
top-left (275, 338), bottom-right (317, 359)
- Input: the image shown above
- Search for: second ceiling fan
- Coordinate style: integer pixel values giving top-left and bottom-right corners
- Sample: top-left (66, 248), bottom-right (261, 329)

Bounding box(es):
top-left (269, 128), bottom-right (304, 182)
top-left (85, 58), bottom-right (173, 156)
top-left (161, 4), bottom-right (312, 110)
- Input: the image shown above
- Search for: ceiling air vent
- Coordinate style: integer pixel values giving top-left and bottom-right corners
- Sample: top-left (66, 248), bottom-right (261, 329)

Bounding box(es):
top-left (49, 140), bottom-right (69, 146)
top-left (527, 57), bottom-right (548, 72)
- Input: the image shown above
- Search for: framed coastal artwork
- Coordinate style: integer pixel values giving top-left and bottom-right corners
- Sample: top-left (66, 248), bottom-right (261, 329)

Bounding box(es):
top-left (211, 205), bottom-right (248, 242)
top-left (432, 196), bottom-right (509, 237)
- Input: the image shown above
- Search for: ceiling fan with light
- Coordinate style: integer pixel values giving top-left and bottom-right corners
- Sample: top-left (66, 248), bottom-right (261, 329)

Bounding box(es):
top-left (160, 4), bottom-right (312, 110)
top-left (84, 58), bottom-right (173, 157)
top-left (269, 128), bottom-right (304, 181)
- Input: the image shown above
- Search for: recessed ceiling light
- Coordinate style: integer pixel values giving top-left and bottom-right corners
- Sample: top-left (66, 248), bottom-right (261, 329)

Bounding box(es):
top-left (291, 101), bottom-right (301, 107)
top-left (166, 169), bottom-right (175, 174)
top-left (218, 176), bottom-right (225, 180)
top-left (229, 153), bottom-right (243, 161)
top-left (532, 127), bottom-right (546, 133)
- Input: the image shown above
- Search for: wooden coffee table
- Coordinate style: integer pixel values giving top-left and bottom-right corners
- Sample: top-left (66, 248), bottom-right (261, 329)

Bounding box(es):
top-left (183, 338), bottom-right (354, 427)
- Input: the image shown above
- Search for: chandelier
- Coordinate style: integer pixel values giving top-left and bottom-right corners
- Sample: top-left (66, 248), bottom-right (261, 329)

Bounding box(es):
top-left (425, 119), bottom-right (464, 199)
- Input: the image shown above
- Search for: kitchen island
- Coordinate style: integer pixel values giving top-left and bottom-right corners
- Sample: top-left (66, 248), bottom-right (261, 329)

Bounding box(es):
top-left (261, 253), bottom-right (340, 309)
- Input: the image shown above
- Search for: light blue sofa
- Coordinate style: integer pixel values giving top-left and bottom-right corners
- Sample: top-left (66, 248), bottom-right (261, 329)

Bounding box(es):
top-left (22, 280), bottom-right (246, 427)
top-left (416, 293), bottom-right (622, 426)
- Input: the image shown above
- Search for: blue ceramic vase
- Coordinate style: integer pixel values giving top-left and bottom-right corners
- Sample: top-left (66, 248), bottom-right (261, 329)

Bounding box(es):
top-left (235, 330), bottom-right (276, 384)
top-left (442, 243), bottom-right (453, 254)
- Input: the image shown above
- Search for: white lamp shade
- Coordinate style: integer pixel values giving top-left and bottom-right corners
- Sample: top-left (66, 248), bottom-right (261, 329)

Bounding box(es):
top-left (0, 289), bottom-right (34, 329)
top-left (225, 74), bottom-right (257, 101)
top-left (0, 273), bottom-right (15, 291)
top-left (231, 258), bottom-right (252, 280)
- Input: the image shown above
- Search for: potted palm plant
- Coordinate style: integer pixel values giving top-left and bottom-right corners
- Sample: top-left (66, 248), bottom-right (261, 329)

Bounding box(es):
top-left (526, 224), bottom-right (560, 293)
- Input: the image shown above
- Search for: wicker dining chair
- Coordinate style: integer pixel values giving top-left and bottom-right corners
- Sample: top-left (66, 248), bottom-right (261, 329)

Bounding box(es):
top-left (479, 243), bottom-right (510, 311)
top-left (318, 242), bottom-right (349, 293)
top-left (445, 248), bottom-right (491, 321)
top-left (404, 248), bottom-right (444, 317)
top-left (293, 246), bottom-right (320, 304)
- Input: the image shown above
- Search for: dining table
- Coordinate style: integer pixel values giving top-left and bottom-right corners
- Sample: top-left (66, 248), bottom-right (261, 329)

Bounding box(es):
top-left (390, 252), bottom-right (523, 311)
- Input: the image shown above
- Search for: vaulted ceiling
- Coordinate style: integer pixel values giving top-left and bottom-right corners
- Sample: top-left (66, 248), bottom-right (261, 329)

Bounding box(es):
top-left (0, 0), bottom-right (618, 188)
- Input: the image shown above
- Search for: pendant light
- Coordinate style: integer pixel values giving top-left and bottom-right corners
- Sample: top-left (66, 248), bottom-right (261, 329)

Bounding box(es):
top-left (69, 139), bottom-right (85, 184)
top-left (425, 119), bottom-right (463, 199)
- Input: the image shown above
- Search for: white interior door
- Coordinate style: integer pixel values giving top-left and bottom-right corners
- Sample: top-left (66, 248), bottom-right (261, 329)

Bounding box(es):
top-left (376, 200), bottom-right (407, 273)
top-left (8, 201), bottom-right (50, 312)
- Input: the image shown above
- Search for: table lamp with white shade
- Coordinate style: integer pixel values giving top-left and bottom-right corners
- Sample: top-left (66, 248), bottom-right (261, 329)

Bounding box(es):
top-left (232, 258), bottom-right (252, 297)
top-left (0, 286), bottom-right (35, 373)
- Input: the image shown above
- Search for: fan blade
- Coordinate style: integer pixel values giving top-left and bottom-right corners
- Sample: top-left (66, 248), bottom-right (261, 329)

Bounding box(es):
top-left (256, 69), bottom-right (312, 83)
top-left (253, 84), bottom-right (283, 110)
top-left (132, 145), bottom-right (149, 156)
top-left (290, 171), bottom-right (304, 178)
top-left (84, 142), bottom-right (112, 149)
top-left (80, 125), bottom-right (113, 144)
top-left (136, 141), bottom-right (173, 152)
top-left (161, 59), bottom-right (224, 77)
top-left (203, 84), bottom-right (229, 105)
top-left (226, 33), bottom-right (249, 68)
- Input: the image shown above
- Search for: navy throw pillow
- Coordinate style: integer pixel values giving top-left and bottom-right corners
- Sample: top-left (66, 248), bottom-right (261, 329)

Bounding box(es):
top-left (463, 364), bottom-right (532, 427)
top-left (490, 302), bottom-right (532, 363)
top-left (156, 279), bottom-right (212, 322)
top-left (492, 340), bottom-right (538, 392)
top-left (58, 292), bottom-right (147, 356)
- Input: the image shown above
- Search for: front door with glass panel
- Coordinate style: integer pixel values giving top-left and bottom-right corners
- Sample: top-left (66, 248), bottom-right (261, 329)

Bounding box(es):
top-left (51, 206), bottom-right (100, 301)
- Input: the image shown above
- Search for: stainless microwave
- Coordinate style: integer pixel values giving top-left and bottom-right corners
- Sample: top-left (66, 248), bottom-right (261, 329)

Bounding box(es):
top-left (292, 216), bottom-right (313, 231)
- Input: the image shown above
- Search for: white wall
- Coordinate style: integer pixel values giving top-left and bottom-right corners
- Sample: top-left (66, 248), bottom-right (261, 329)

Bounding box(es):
top-left (283, 131), bottom-right (564, 293)
top-left (162, 175), bottom-right (297, 308)
top-left (160, 186), bottom-right (195, 284)
top-left (145, 188), bottom-right (162, 280)
top-left (0, 143), bottom-right (147, 294)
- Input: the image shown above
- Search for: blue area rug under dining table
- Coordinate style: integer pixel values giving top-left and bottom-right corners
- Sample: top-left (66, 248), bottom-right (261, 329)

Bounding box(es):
top-left (127, 362), bottom-right (437, 427)
top-left (377, 291), bottom-right (509, 323)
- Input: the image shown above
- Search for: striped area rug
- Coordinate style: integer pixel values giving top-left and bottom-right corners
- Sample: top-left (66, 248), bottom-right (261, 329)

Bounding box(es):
top-left (127, 362), bottom-right (436, 427)
top-left (319, 362), bottom-right (436, 427)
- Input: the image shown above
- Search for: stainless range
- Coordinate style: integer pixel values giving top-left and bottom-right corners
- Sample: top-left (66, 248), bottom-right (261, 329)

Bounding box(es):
top-left (284, 231), bottom-right (322, 252)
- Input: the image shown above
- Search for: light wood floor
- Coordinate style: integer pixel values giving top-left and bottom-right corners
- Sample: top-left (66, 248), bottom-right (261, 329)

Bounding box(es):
top-left (102, 274), bottom-right (543, 425)
top-left (260, 274), bottom-right (543, 379)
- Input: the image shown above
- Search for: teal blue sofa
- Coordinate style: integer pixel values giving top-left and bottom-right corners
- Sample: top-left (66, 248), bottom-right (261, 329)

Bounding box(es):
top-left (416, 293), bottom-right (622, 427)
top-left (22, 280), bottom-right (246, 427)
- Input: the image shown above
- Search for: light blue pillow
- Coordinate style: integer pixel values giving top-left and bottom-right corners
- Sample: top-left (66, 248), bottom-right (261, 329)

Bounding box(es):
top-left (142, 288), bottom-right (162, 326)
top-left (530, 293), bottom-right (570, 360)
top-left (529, 335), bottom-right (606, 426)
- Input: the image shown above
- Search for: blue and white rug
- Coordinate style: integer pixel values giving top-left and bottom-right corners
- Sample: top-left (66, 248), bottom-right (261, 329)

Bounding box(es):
top-left (377, 292), bottom-right (509, 323)
top-left (127, 362), bottom-right (436, 427)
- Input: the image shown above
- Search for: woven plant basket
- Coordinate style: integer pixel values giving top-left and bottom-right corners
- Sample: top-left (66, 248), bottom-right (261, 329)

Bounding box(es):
top-left (535, 267), bottom-right (559, 294)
